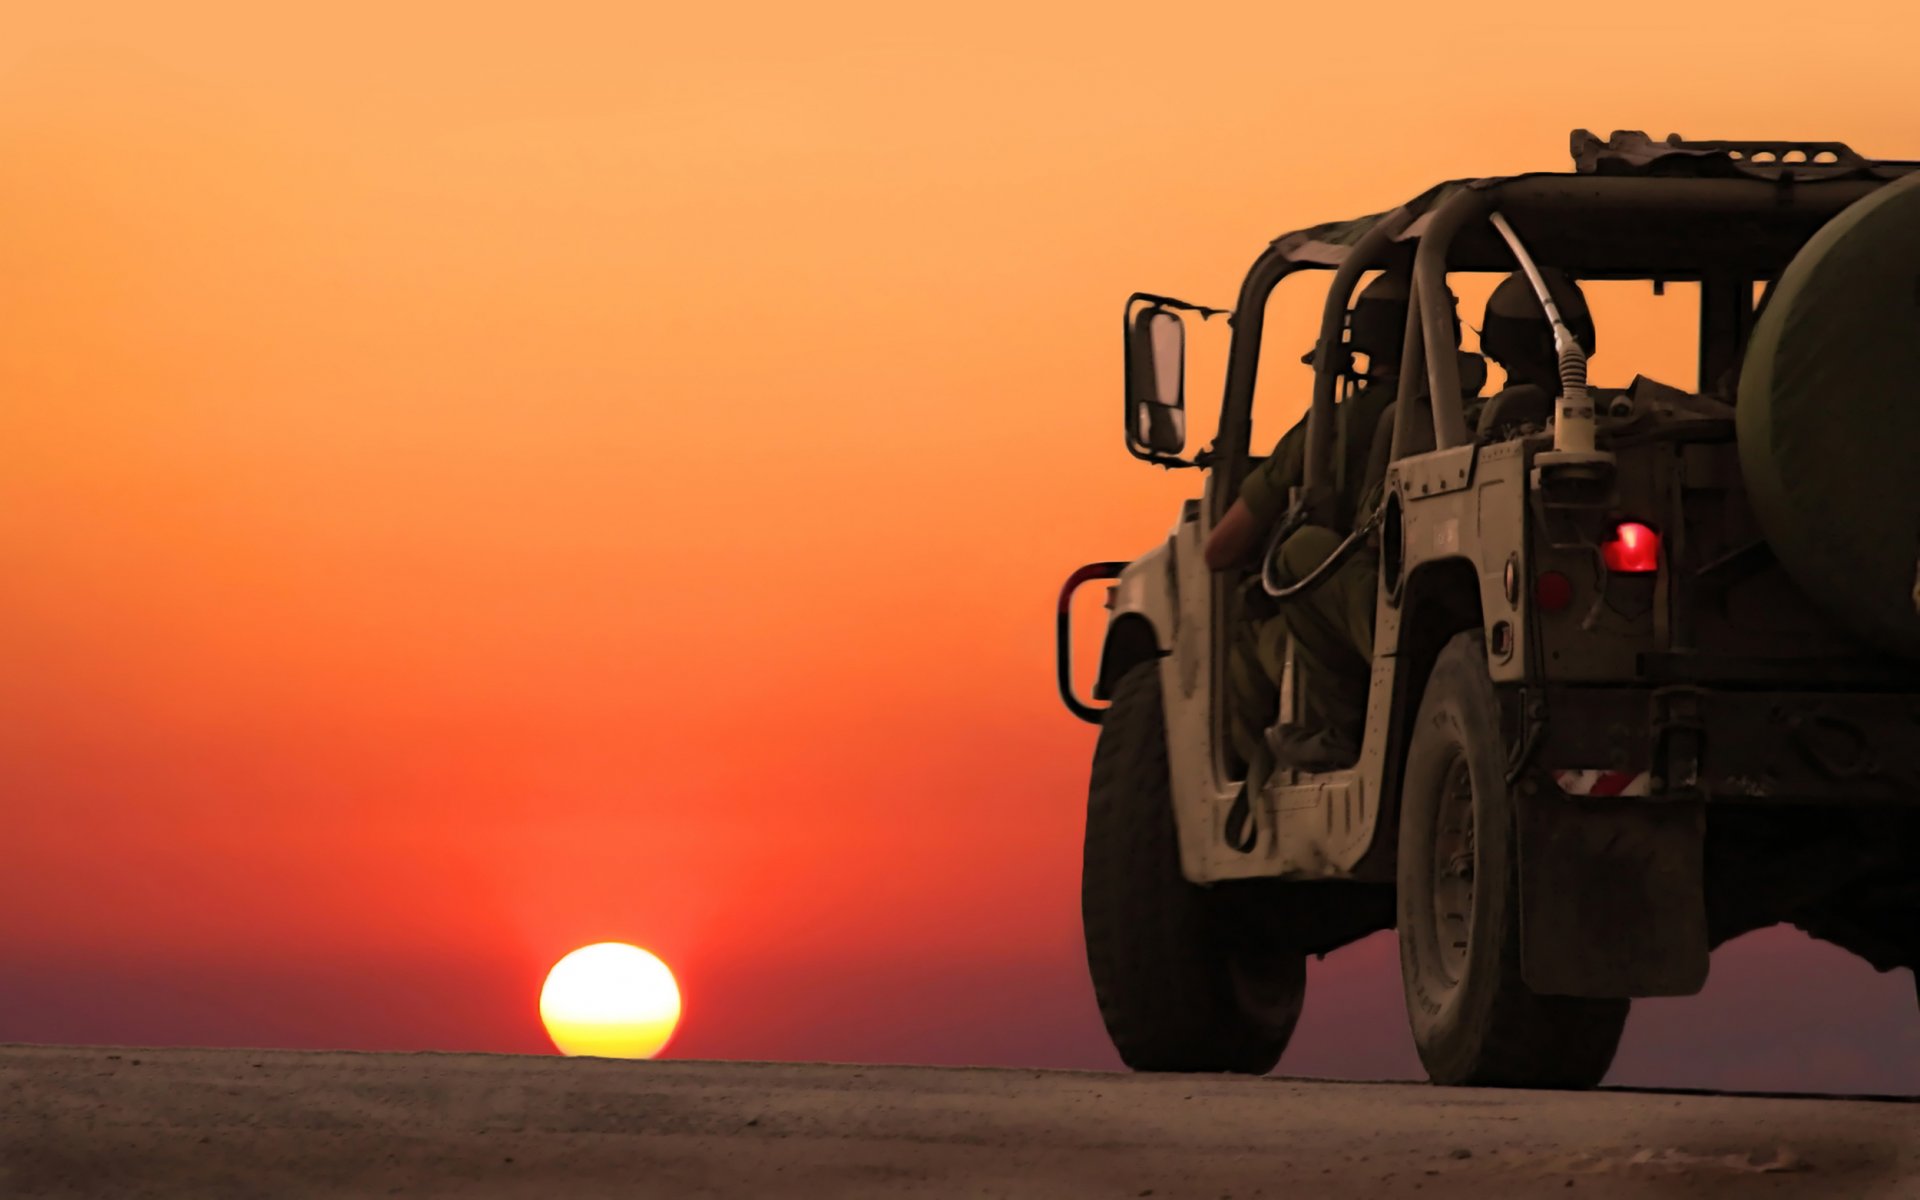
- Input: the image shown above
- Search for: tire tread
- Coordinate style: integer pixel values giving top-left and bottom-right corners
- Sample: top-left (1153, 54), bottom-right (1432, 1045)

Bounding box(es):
top-left (1082, 662), bottom-right (1291, 1074)
top-left (1397, 632), bottom-right (1629, 1088)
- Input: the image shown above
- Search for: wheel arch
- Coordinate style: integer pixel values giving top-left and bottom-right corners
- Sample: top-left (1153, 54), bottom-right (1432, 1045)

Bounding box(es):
top-left (1096, 614), bottom-right (1164, 700)
top-left (1375, 555), bottom-right (1487, 859)
top-left (1093, 544), bottom-right (1177, 701)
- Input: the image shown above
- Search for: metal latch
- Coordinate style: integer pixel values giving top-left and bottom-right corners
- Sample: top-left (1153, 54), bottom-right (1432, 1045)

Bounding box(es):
top-left (1650, 687), bottom-right (1706, 798)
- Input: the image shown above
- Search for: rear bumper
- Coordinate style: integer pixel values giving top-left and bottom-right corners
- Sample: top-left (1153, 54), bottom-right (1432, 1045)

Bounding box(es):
top-left (1534, 685), bottom-right (1920, 803)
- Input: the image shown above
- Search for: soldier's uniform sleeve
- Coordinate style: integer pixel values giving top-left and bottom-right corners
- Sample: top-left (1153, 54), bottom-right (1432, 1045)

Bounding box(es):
top-left (1334, 383), bottom-right (1396, 524)
top-left (1461, 391), bottom-right (1488, 436)
top-left (1238, 417), bottom-right (1307, 529)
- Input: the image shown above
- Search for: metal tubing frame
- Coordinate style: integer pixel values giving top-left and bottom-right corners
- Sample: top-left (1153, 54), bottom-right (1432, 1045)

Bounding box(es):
top-left (1300, 208), bottom-right (1418, 515)
top-left (1213, 256), bottom-right (1306, 519)
top-left (1225, 173), bottom-right (1886, 506)
top-left (1388, 286), bottom-right (1428, 461)
top-left (1400, 175), bottom-right (1889, 454)
top-left (1404, 188), bottom-right (1487, 450)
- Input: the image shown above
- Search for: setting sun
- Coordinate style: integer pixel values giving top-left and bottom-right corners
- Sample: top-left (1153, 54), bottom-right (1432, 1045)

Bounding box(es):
top-left (539, 943), bottom-right (682, 1059)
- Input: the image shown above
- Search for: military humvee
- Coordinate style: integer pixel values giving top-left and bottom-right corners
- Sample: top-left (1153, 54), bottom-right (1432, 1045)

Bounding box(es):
top-left (1056, 130), bottom-right (1920, 1088)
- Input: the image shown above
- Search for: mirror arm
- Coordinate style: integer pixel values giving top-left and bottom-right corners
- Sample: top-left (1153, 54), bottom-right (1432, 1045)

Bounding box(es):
top-left (1139, 451), bottom-right (1204, 470)
top-left (1130, 292), bottom-right (1233, 322)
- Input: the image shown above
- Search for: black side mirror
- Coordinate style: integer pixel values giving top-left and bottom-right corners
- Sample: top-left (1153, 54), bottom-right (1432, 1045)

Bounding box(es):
top-left (1125, 305), bottom-right (1187, 459)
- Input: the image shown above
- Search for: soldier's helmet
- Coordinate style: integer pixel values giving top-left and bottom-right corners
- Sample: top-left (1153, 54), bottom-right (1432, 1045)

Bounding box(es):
top-left (1347, 272), bottom-right (1466, 376)
top-left (1480, 268), bottom-right (1595, 370)
top-left (1347, 272), bottom-right (1410, 371)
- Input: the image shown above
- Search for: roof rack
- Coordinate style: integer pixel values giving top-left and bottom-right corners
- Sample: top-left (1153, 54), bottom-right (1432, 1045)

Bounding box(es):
top-left (1570, 129), bottom-right (1911, 177)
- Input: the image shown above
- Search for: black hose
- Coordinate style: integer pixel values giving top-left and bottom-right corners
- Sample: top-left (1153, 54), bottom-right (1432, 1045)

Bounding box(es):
top-left (1260, 498), bottom-right (1386, 600)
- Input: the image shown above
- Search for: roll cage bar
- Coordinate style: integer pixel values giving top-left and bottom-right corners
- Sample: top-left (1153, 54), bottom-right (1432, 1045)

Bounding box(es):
top-left (1397, 176), bottom-right (1891, 456)
top-left (1214, 169), bottom-right (1907, 510)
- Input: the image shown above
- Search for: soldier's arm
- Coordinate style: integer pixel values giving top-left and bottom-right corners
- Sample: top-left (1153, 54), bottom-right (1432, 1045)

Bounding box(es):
top-left (1204, 499), bottom-right (1259, 570)
top-left (1203, 418), bottom-right (1306, 570)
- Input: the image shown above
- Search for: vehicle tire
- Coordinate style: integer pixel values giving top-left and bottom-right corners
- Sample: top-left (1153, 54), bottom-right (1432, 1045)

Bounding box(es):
top-left (1082, 661), bottom-right (1303, 1074)
top-left (1396, 631), bottom-right (1629, 1088)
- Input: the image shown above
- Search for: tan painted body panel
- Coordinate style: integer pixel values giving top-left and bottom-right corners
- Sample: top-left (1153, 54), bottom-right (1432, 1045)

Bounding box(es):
top-left (1138, 441), bottom-right (1534, 885)
top-left (1156, 480), bottom-right (1244, 882)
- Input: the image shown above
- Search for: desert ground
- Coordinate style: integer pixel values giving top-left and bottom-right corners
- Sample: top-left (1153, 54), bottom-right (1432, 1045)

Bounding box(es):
top-left (1, 1046), bottom-right (1915, 1198)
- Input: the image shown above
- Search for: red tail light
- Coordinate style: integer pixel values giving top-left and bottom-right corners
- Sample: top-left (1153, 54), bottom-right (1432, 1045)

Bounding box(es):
top-left (1603, 522), bottom-right (1661, 574)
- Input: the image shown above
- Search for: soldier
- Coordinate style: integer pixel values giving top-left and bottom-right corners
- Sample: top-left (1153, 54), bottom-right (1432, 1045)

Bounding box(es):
top-left (1475, 267), bottom-right (1595, 439)
top-left (1224, 272), bottom-right (1590, 776)
top-left (1211, 272), bottom-right (1413, 557)
top-left (1206, 275), bottom-right (1418, 840)
top-left (1212, 275), bottom-right (1533, 841)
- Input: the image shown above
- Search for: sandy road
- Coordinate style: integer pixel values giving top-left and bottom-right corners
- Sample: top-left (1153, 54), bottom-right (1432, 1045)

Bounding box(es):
top-left (1, 1046), bottom-right (1915, 1198)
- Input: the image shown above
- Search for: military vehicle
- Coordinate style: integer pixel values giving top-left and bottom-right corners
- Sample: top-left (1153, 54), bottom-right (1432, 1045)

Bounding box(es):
top-left (1055, 130), bottom-right (1920, 1087)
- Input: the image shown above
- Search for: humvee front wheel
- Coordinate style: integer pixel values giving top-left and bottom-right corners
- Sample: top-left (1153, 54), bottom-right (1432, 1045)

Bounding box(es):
top-left (1082, 662), bottom-right (1303, 1073)
top-left (1396, 631), bottom-right (1629, 1088)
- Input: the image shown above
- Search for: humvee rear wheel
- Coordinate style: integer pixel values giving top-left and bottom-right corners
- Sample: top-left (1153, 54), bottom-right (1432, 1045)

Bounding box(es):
top-left (1396, 631), bottom-right (1629, 1088)
top-left (1082, 661), bottom-right (1303, 1073)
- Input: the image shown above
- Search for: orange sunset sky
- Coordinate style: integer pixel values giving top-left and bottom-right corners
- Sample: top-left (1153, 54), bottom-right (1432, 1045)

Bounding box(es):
top-left (2, 2), bottom-right (1916, 1091)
